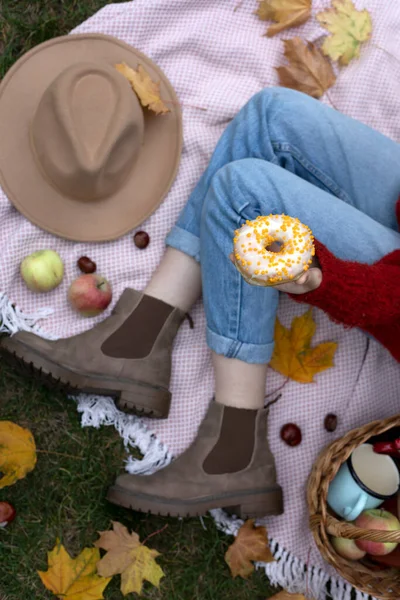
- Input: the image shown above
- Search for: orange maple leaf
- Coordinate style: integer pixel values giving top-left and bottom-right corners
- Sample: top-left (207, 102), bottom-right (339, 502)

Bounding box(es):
top-left (256, 0), bottom-right (311, 37)
top-left (95, 521), bottom-right (164, 596)
top-left (115, 63), bottom-right (170, 115)
top-left (276, 37), bottom-right (336, 99)
top-left (269, 309), bottom-right (337, 383)
top-left (225, 519), bottom-right (275, 579)
top-left (38, 541), bottom-right (111, 600)
top-left (0, 421), bottom-right (37, 488)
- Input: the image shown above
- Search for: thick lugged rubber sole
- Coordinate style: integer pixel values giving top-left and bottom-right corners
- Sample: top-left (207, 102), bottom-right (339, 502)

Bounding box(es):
top-left (106, 484), bottom-right (284, 519)
top-left (0, 337), bottom-right (170, 419)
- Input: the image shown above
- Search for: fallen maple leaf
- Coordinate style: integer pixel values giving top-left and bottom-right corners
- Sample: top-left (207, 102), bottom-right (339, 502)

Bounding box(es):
top-left (316, 0), bottom-right (372, 66)
top-left (225, 519), bottom-right (275, 579)
top-left (276, 37), bottom-right (336, 98)
top-left (256, 0), bottom-right (311, 37)
top-left (95, 521), bottom-right (164, 596)
top-left (38, 541), bottom-right (111, 600)
top-left (0, 421), bottom-right (36, 488)
top-left (269, 591), bottom-right (307, 600)
top-left (269, 308), bottom-right (337, 383)
top-left (115, 62), bottom-right (170, 115)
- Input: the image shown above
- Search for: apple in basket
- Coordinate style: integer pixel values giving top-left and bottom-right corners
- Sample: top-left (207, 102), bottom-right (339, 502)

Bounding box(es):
top-left (68, 274), bottom-right (112, 317)
top-left (20, 250), bottom-right (64, 292)
top-left (330, 536), bottom-right (366, 560)
top-left (354, 509), bottom-right (400, 556)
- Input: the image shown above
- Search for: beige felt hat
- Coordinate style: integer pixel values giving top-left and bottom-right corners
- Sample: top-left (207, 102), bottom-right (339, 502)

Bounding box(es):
top-left (0, 34), bottom-right (182, 242)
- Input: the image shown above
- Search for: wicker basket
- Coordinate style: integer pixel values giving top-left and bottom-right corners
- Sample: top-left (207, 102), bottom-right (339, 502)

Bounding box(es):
top-left (308, 415), bottom-right (400, 599)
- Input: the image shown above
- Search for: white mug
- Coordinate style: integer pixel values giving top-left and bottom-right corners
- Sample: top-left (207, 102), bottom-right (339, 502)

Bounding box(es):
top-left (327, 443), bottom-right (400, 521)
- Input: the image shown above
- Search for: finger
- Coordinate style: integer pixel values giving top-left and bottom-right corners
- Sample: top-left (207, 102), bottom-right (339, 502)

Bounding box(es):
top-left (229, 253), bottom-right (235, 264)
top-left (304, 268), bottom-right (322, 291)
top-left (296, 272), bottom-right (309, 286)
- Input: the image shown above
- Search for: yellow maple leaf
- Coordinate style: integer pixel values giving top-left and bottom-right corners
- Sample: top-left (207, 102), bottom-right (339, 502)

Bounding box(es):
top-left (95, 521), bottom-right (164, 596)
top-left (269, 309), bottom-right (337, 383)
top-left (225, 519), bottom-right (275, 579)
top-left (38, 541), bottom-right (111, 600)
top-left (276, 37), bottom-right (336, 99)
top-left (115, 62), bottom-right (170, 115)
top-left (0, 421), bottom-right (36, 488)
top-left (316, 0), bottom-right (372, 65)
top-left (256, 0), bottom-right (311, 37)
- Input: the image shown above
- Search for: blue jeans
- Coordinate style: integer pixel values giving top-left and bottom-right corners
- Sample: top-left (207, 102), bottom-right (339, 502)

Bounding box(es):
top-left (166, 88), bottom-right (400, 364)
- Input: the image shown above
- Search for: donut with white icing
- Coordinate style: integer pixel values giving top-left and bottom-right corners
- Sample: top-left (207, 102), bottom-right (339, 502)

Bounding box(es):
top-left (233, 214), bottom-right (315, 286)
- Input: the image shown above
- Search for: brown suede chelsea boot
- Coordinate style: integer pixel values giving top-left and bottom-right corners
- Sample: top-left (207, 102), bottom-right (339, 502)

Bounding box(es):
top-left (107, 401), bottom-right (283, 518)
top-left (0, 289), bottom-right (185, 418)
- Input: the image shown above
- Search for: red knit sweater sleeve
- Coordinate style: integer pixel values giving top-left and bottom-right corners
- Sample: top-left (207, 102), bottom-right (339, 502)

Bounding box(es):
top-left (290, 239), bottom-right (400, 329)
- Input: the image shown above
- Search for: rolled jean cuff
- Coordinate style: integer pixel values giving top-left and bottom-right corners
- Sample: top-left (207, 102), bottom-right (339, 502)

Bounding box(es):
top-left (165, 225), bottom-right (201, 262)
top-left (206, 326), bottom-right (274, 364)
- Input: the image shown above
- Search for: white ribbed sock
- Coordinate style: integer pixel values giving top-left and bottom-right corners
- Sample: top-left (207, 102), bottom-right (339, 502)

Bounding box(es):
top-left (212, 353), bottom-right (267, 410)
top-left (145, 247), bottom-right (201, 312)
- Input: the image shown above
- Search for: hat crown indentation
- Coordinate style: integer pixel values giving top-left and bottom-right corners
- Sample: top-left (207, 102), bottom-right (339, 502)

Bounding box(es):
top-left (30, 62), bottom-right (145, 202)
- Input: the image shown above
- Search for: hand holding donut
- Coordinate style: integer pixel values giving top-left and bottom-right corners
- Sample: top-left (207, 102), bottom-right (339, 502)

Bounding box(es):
top-left (229, 252), bottom-right (322, 294)
top-left (273, 263), bottom-right (322, 294)
top-left (231, 214), bottom-right (322, 295)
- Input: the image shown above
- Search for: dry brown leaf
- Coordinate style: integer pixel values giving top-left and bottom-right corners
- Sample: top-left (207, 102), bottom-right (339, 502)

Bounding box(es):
top-left (225, 519), bottom-right (275, 579)
top-left (256, 0), bottom-right (311, 37)
top-left (269, 591), bottom-right (308, 600)
top-left (115, 62), bottom-right (170, 115)
top-left (38, 541), bottom-right (111, 600)
top-left (316, 0), bottom-right (372, 66)
top-left (269, 308), bottom-right (337, 383)
top-left (95, 521), bottom-right (164, 596)
top-left (275, 37), bottom-right (336, 99)
top-left (0, 421), bottom-right (37, 488)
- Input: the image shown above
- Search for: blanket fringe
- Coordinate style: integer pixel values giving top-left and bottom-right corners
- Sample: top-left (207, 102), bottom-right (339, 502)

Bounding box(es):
top-left (0, 292), bottom-right (55, 338)
top-left (74, 393), bottom-right (173, 474)
top-left (210, 508), bottom-right (376, 600)
top-left (0, 294), bottom-right (375, 599)
top-left (0, 293), bottom-right (172, 475)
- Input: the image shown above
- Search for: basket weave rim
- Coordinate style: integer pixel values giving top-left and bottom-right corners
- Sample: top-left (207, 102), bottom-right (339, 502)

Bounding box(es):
top-left (307, 414), bottom-right (400, 599)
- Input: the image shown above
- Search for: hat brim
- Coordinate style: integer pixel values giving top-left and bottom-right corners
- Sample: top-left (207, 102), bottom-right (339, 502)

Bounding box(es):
top-left (0, 34), bottom-right (183, 242)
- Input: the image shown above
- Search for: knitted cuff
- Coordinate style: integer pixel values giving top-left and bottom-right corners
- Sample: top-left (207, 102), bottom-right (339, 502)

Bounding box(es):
top-left (289, 240), bottom-right (400, 329)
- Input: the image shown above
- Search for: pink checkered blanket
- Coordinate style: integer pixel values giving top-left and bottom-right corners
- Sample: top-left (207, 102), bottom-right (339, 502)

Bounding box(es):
top-left (1, 1), bottom-right (400, 598)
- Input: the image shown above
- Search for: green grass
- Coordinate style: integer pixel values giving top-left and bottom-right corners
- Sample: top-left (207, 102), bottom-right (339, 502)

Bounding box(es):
top-left (0, 363), bottom-right (277, 600)
top-left (0, 0), bottom-right (124, 78)
top-left (0, 2), bottom-right (278, 598)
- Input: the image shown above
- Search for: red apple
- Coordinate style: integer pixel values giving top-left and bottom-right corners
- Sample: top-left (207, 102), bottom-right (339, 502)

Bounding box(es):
top-left (368, 545), bottom-right (400, 569)
top-left (355, 509), bottom-right (400, 556)
top-left (0, 501), bottom-right (16, 527)
top-left (68, 274), bottom-right (112, 317)
top-left (330, 536), bottom-right (366, 560)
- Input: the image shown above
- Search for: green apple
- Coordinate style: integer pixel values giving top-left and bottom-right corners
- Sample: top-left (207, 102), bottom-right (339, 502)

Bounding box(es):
top-left (20, 250), bottom-right (64, 293)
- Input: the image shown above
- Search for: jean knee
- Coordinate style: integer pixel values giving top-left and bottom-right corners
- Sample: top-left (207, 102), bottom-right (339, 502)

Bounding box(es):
top-left (204, 160), bottom-right (255, 219)
top-left (249, 86), bottom-right (291, 111)
top-left (203, 159), bottom-right (280, 227)
top-left (256, 86), bottom-right (296, 103)
top-left (250, 86), bottom-right (317, 129)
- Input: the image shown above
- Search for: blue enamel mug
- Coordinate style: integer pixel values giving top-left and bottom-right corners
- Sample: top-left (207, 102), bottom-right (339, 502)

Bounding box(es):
top-left (327, 443), bottom-right (400, 521)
